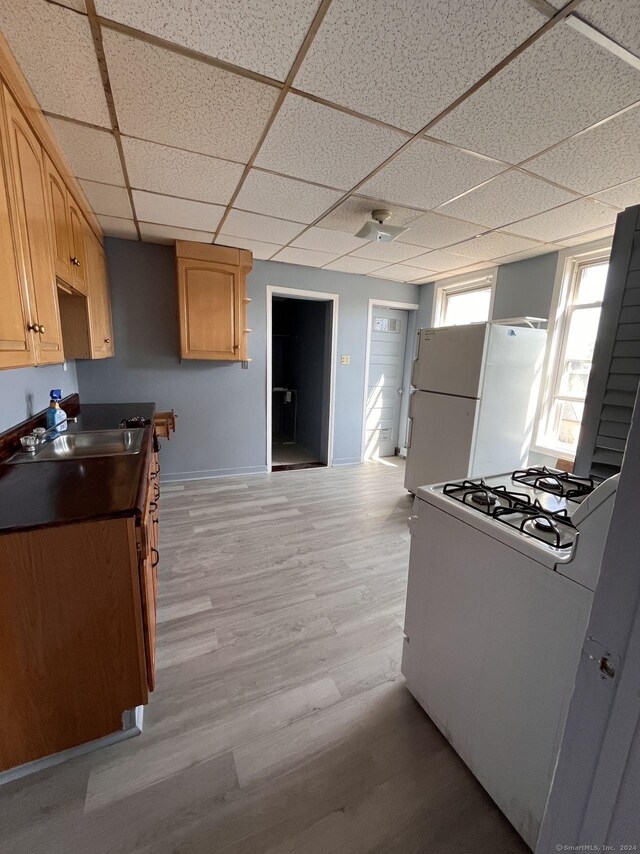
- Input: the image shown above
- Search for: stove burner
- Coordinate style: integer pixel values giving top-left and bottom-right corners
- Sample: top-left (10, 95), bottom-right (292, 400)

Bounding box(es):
top-left (533, 516), bottom-right (556, 532)
top-left (538, 476), bottom-right (562, 492)
top-left (471, 490), bottom-right (497, 507)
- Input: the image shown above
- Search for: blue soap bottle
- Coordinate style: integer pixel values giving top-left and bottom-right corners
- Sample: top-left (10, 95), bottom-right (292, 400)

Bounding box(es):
top-left (46, 389), bottom-right (67, 433)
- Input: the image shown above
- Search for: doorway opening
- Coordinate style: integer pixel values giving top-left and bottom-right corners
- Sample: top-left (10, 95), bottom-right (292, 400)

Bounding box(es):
top-left (362, 299), bottom-right (419, 461)
top-left (267, 287), bottom-right (337, 472)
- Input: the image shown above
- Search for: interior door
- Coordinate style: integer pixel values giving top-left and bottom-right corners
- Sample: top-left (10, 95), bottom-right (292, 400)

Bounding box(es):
top-left (365, 307), bottom-right (408, 458)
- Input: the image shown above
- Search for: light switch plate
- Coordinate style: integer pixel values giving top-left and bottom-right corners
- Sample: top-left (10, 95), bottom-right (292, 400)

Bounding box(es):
top-left (341, 355), bottom-right (350, 365)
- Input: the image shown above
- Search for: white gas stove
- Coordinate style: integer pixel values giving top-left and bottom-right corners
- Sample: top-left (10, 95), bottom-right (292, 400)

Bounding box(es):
top-left (403, 466), bottom-right (619, 848)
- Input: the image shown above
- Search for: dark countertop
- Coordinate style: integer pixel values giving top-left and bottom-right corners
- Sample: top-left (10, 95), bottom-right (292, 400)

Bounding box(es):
top-left (0, 402), bottom-right (155, 534)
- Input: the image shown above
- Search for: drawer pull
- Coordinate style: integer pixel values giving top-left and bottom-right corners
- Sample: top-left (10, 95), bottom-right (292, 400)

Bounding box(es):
top-left (151, 547), bottom-right (159, 568)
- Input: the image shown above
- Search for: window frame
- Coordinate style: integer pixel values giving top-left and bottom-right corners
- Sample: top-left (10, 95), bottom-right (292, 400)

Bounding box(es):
top-left (431, 268), bottom-right (497, 328)
top-left (532, 239), bottom-right (612, 461)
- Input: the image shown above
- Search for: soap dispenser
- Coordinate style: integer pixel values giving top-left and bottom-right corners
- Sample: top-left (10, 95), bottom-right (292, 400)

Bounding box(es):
top-left (46, 389), bottom-right (67, 433)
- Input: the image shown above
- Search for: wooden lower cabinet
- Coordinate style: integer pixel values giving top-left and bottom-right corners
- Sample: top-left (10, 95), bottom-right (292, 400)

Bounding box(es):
top-left (0, 455), bottom-right (160, 773)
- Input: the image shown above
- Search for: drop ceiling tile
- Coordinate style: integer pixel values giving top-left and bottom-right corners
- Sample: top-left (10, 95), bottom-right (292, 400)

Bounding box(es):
top-left (437, 171), bottom-right (577, 229)
top-left (323, 256), bottom-right (388, 275)
top-left (350, 241), bottom-right (424, 263)
top-left (235, 171), bottom-right (342, 224)
top-left (593, 178), bottom-right (640, 210)
top-left (404, 249), bottom-right (471, 272)
top-left (290, 227), bottom-right (368, 254)
top-left (78, 181), bottom-right (132, 219)
top-left (450, 231), bottom-right (543, 261)
top-left (102, 28), bottom-right (279, 162)
top-left (550, 0), bottom-right (640, 59)
top-left (503, 198), bottom-right (618, 243)
top-left (396, 212), bottom-right (486, 249)
top-left (491, 244), bottom-right (560, 265)
top-left (96, 0), bottom-right (319, 81)
top-left (317, 196), bottom-right (421, 234)
top-left (294, 0), bottom-right (544, 132)
top-left (524, 107), bottom-right (640, 195)
top-left (139, 223), bottom-right (215, 244)
top-left (47, 118), bottom-right (125, 185)
top-left (360, 139), bottom-right (506, 211)
top-left (272, 247), bottom-right (341, 268)
top-left (57, 1), bottom-right (86, 10)
top-left (430, 23), bottom-right (640, 163)
top-left (222, 209), bottom-right (305, 244)
top-left (415, 263), bottom-right (493, 283)
top-left (369, 264), bottom-right (426, 282)
top-left (0, 1), bottom-right (109, 126)
top-left (215, 234), bottom-right (282, 260)
top-left (122, 137), bottom-right (243, 205)
top-left (254, 94), bottom-right (406, 190)
top-left (132, 191), bottom-right (225, 231)
top-left (98, 215), bottom-right (138, 240)
top-left (556, 224), bottom-right (616, 247)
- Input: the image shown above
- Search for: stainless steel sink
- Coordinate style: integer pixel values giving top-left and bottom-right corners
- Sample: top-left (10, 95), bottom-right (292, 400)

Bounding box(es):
top-left (7, 429), bottom-right (144, 463)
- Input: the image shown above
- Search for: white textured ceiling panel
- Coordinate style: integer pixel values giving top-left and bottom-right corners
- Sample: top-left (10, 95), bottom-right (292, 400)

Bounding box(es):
top-left (131, 190), bottom-right (225, 231)
top-left (524, 107), bottom-right (640, 195)
top-left (221, 210), bottom-right (305, 244)
top-left (78, 180), bottom-right (132, 219)
top-left (235, 171), bottom-right (342, 224)
top-left (369, 264), bottom-right (425, 282)
top-left (290, 227), bottom-right (368, 254)
top-left (396, 212), bottom-right (486, 249)
top-left (294, 0), bottom-right (545, 132)
top-left (216, 234), bottom-right (282, 260)
top-left (430, 23), bottom-right (640, 163)
top-left (550, 0), bottom-right (640, 59)
top-left (503, 198), bottom-right (618, 242)
top-left (47, 118), bottom-right (125, 185)
top-left (102, 28), bottom-right (279, 161)
top-left (593, 178), bottom-right (640, 210)
top-left (404, 248), bottom-right (471, 272)
top-left (121, 137), bottom-right (244, 205)
top-left (254, 94), bottom-right (406, 189)
top-left (350, 241), bottom-right (424, 263)
top-left (98, 215), bottom-right (138, 240)
top-left (450, 231), bottom-right (542, 260)
top-left (359, 139), bottom-right (506, 211)
top-left (95, 0), bottom-right (320, 81)
top-left (437, 170), bottom-right (577, 229)
top-left (323, 256), bottom-right (388, 274)
top-left (0, 0), bottom-right (109, 125)
top-left (318, 196), bottom-right (421, 234)
top-left (556, 225), bottom-right (615, 247)
top-left (139, 222), bottom-right (214, 244)
top-left (491, 244), bottom-right (560, 264)
top-left (272, 247), bottom-right (340, 267)
top-left (57, 1), bottom-right (86, 11)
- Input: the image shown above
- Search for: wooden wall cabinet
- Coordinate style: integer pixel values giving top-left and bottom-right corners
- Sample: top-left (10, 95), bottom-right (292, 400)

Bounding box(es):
top-left (176, 241), bottom-right (253, 361)
top-left (44, 153), bottom-right (73, 285)
top-left (2, 84), bottom-right (63, 366)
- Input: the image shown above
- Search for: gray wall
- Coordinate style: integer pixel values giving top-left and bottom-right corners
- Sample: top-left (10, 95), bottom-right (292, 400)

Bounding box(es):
top-left (492, 251), bottom-right (558, 321)
top-left (0, 360), bottom-right (78, 432)
top-left (76, 239), bottom-right (420, 479)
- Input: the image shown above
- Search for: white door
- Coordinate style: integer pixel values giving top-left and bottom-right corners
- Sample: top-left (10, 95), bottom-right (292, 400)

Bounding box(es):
top-left (365, 307), bottom-right (409, 458)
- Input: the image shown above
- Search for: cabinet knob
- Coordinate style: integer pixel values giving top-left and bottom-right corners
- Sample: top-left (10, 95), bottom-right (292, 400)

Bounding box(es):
top-left (38, 324), bottom-right (45, 334)
top-left (70, 256), bottom-right (80, 267)
top-left (104, 338), bottom-right (110, 344)
top-left (27, 322), bottom-right (38, 332)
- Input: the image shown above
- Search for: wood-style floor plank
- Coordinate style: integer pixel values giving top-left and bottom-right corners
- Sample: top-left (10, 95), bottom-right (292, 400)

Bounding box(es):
top-left (0, 459), bottom-right (528, 853)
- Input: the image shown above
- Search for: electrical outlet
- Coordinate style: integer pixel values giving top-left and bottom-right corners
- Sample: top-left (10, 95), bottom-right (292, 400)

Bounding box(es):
top-left (341, 355), bottom-right (350, 365)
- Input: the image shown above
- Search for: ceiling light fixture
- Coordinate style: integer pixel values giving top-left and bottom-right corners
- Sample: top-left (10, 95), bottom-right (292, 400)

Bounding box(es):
top-left (355, 209), bottom-right (410, 242)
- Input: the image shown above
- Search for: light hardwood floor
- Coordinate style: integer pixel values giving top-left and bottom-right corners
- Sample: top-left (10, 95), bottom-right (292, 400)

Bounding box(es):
top-left (0, 459), bottom-right (528, 853)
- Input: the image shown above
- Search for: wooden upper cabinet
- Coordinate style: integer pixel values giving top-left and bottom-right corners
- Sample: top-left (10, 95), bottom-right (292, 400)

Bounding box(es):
top-left (0, 87), bottom-right (34, 369)
top-left (3, 84), bottom-right (63, 365)
top-left (44, 153), bottom-right (72, 285)
top-left (176, 242), bottom-right (253, 361)
top-left (86, 226), bottom-right (113, 357)
top-left (68, 199), bottom-right (87, 294)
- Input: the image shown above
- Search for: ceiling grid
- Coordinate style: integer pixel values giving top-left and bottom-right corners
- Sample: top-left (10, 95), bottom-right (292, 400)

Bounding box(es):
top-left (15, 0), bottom-right (640, 280)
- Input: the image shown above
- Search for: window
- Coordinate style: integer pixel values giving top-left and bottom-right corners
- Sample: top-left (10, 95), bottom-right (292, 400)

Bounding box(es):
top-left (433, 270), bottom-right (495, 327)
top-left (535, 246), bottom-right (611, 459)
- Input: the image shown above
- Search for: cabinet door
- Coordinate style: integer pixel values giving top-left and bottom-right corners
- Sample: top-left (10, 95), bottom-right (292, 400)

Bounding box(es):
top-left (0, 89), bottom-right (35, 369)
top-left (68, 201), bottom-right (87, 294)
top-left (44, 154), bottom-right (72, 285)
top-left (85, 227), bottom-right (114, 357)
top-left (177, 258), bottom-right (241, 360)
top-left (3, 85), bottom-right (63, 364)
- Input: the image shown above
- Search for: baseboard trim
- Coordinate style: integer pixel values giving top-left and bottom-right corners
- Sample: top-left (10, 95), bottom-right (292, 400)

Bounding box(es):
top-left (160, 465), bottom-right (269, 483)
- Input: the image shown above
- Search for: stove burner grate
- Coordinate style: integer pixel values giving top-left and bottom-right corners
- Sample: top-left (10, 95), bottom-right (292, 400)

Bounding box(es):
top-left (511, 466), bottom-right (594, 502)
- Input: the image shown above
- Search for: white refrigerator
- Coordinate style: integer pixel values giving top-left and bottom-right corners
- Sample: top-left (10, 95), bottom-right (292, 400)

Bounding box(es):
top-left (404, 322), bottom-right (546, 494)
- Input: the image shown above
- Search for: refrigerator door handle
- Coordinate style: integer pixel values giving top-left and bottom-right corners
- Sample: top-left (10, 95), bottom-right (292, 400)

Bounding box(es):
top-left (407, 417), bottom-right (413, 449)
